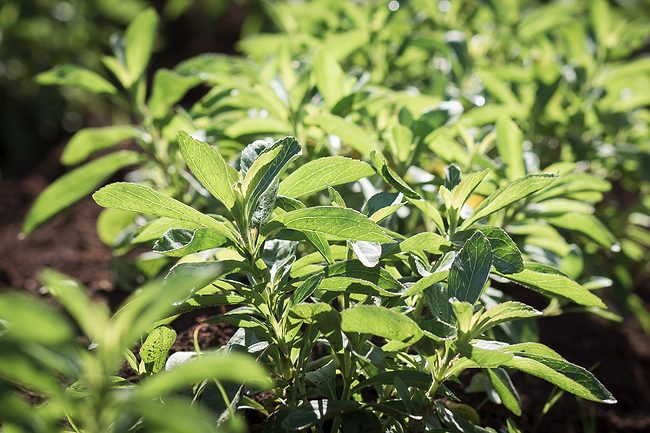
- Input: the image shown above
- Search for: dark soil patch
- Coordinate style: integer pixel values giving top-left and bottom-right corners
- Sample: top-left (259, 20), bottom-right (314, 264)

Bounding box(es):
top-left (0, 145), bottom-right (114, 296)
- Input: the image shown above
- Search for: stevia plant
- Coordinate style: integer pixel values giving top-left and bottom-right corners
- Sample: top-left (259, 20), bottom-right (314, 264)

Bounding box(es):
top-left (90, 131), bottom-right (615, 431)
top-left (0, 268), bottom-right (271, 433)
top-left (239, 0), bottom-right (650, 327)
top-left (22, 7), bottom-right (260, 237)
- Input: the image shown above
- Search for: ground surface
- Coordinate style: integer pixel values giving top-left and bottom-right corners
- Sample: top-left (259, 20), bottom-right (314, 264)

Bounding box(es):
top-left (1, 143), bottom-right (649, 432)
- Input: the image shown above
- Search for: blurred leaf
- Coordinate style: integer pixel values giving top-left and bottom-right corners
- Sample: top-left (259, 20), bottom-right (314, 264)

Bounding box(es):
top-left (61, 125), bottom-right (141, 165)
top-left (124, 8), bottom-right (159, 84)
top-left (36, 65), bottom-right (117, 95)
top-left (24, 151), bottom-right (142, 235)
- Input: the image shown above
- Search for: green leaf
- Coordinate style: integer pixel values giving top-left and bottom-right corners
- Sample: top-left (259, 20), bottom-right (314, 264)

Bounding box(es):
top-left (153, 228), bottom-right (228, 257)
top-left (495, 266), bottom-right (606, 308)
top-left (276, 196), bottom-right (333, 263)
top-left (61, 125), bottom-right (141, 165)
top-left (403, 271), bottom-right (449, 297)
top-left (133, 217), bottom-right (200, 243)
top-left (39, 269), bottom-right (109, 342)
top-left (341, 305), bottom-right (422, 343)
top-left (313, 49), bottom-right (345, 107)
top-left (23, 151), bottom-right (142, 235)
top-left (140, 326), bottom-right (177, 373)
top-left (243, 137), bottom-right (302, 223)
top-left (478, 226), bottom-right (524, 274)
top-left (278, 156), bottom-right (374, 198)
top-left (135, 352), bottom-right (272, 399)
top-left (149, 70), bottom-right (201, 119)
top-left (322, 260), bottom-right (403, 291)
top-left (546, 213), bottom-right (617, 248)
top-left (92, 182), bottom-right (236, 241)
top-left (306, 112), bottom-right (378, 156)
top-left (500, 343), bottom-right (616, 403)
top-left (451, 169), bottom-right (489, 210)
top-left (36, 65), bottom-right (117, 95)
top-left (263, 207), bottom-right (393, 243)
top-left (496, 116), bottom-right (525, 180)
top-left (461, 174), bottom-right (557, 229)
top-left (124, 8), bottom-right (159, 84)
top-left (318, 276), bottom-right (397, 298)
top-left (224, 117), bottom-right (291, 137)
top-left (370, 151), bottom-right (419, 198)
top-left (391, 232), bottom-right (451, 255)
top-left (475, 302), bottom-right (541, 335)
top-left (178, 131), bottom-right (237, 209)
top-left (487, 368), bottom-right (522, 416)
top-left (0, 293), bottom-right (73, 345)
top-left (448, 231), bottom-right (493, 304)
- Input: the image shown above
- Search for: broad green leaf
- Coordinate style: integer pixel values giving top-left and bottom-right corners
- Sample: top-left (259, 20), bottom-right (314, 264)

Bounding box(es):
top-left (322, 260), bottom-right (403, 291)
top-left (36, 65), bottom-right (117, 95)
top-left (92, 182), bottom-right (236, 241)
top-left (149, 70), bottom-right (201, 119)
top-left (475, 302), bottom-right (541, 335)
top-left (496, 117), bottom-right (525, 180)
top-left (61, 125), bottom-right (141, 165)
top-left (495, 267), bottom-right (605, 308)
top-left (313, 49), bottom-right (345, 107)
top-left (424, 283), bottom-right (453, 323)
top-left (178, 131), bottom-right (236, 209)
top-left (391, 232), bottom-right (451, 255)
top-left (487, 368), bottom-right (522, 416)
top-left (341, 305), bottom-right (422, 344)
top-left (23, 151), bottom-right (142, 235)
top-left (306, 112), bottom-right (378, 156)
top-left (140, 325), bottom-right (177, 373)
top-left (465, 340), bottom-right (514, 367)
top-left (500, 343), bottom-right (616, 403)
top-left (124, 8), bottom-right (159, 84)
top-left (0, 293), bottom-right (73, 345)
top-left (318, 276), bottom-right (397, 298)
top-left (243, 137), bottom-right (301, 223)
top-left (133, 218), bottom-right (200, 243)
top-left (479, 226), bottom-right (524, 274)
top-left (448, 231), bottom-right (493, 304)
top-left (134, 352), bottom-right (272, 399)
top-left (461, 174), bottom-right (557, 229)
top-left (291, 273), bottom-right (324, 305)
top-left (278, 156), bottom-right (374, 198)
top-left (263, 207), bottom-right (393, 243)
top-left (546, 213), bottom-right (617, 248)
top-left (276, 196), bottom-right (333, 263)
top-left (451, 169), bottom-right (489, 210)
top-left (153, 228), bottom-right (228, 257)
top-left (403, 271), bottom-right (449, 297)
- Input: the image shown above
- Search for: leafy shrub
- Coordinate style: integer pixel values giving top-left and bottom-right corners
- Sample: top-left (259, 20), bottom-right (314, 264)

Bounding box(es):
top-left (6, 1), bottom-right (650, 431)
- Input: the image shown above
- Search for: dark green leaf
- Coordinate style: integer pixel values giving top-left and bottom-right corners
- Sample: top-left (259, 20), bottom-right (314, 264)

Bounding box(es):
top-left (448, 231), bottom-right (493, 304)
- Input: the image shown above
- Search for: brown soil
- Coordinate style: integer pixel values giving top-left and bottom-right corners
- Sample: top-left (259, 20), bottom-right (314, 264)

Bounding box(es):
top-left (1, 145), bottom-right (649, 432)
